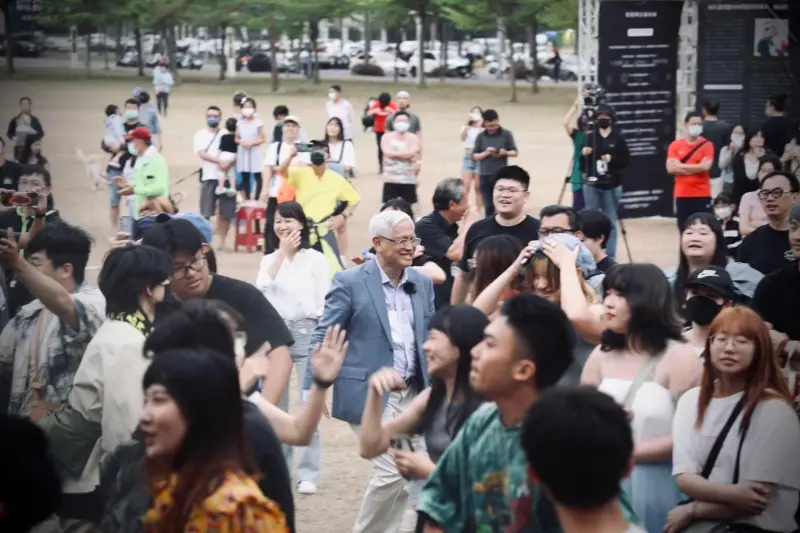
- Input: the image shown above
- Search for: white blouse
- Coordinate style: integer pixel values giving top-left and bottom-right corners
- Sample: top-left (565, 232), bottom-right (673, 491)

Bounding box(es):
top-left (256, 248), bottom-right (330, 322)
top-left (673, 387), bottom-right (800, 532)
top-left (327, 140), bottom-right (356, 168)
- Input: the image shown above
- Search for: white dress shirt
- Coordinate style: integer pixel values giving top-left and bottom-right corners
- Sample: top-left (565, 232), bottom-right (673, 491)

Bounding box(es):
top-left (256, 248), bottom-right (330, 321)
top-left (325, 98), bottom-right (356, 139)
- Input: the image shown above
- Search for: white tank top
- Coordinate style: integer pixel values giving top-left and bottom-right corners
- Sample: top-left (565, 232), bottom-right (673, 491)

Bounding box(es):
top-left (599, 378), bottom-right (675, 444)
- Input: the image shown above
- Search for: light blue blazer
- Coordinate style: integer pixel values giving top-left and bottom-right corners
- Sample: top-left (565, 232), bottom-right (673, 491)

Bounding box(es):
top-left (303, 258), bottom-right (435, 424)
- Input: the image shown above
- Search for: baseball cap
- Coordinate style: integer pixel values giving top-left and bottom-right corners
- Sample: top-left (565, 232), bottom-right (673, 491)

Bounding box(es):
top-left (789, 201), bottom-right (800, 223)
top-left (283, 115), bottom-right (301, 126)
top-left (153, 212), bottom-right (214, 243)
top-left (396, 90), bottom-right (410, 98)
top-left (685, 266), bottom-right (735, 300)
top-left (125, 126), bottom-right (152, 142)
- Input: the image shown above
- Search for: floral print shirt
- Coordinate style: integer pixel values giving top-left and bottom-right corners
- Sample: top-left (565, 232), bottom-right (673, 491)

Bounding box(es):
top-left (0, 284), bottom-right (105, 416)
top-left (144, 470), bottom-right (288, 533)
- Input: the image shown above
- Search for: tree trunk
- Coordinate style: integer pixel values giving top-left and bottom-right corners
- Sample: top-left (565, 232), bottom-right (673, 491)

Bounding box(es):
top-left (310, 20), bottom-right (320, 84)
top-left (103, 31), bottom-right (110, 70)
top-left (507, 24), bottom-right (517, 103)
top-left (439, 18), bottom-right (447, 84)
top-left (269, 15), bottom-right (280, 92)
top-left (165, 23), bottom-right (179, 84)
top-left (217, 25), bottom-right (226, 81)
top-left (84, 34), bottom-right (92, 76)
top-left (134, 27), bottom-right (144, 77)
top-left (2, 1), bottom-right (16, 75)
top-left (527, 24), bottom-right (538, 94)
top-left (364, 11), bottom-right (372, 56)
top-left (416, 12), bottom-right (426, 88)
top-left (393, 31), bottom-right (400, 84)
top-left (115, 21), bottom-right (123, 60)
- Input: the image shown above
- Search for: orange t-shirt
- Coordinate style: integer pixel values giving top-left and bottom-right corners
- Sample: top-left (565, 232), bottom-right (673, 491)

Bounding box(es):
top-left (668, 137), bottom-right (715, 198)
top-left (368, 101), bottom-right (397, 133)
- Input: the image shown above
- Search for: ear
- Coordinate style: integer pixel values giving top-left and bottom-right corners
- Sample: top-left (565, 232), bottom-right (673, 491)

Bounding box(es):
top-left (512, 358), bottom-right (537, 384)
top-left (371, 236), bottom-right (381, 249)
top-left (58, 262), bottom-right (74, 281)
top-left (574, 230), bottom-right (585, 241)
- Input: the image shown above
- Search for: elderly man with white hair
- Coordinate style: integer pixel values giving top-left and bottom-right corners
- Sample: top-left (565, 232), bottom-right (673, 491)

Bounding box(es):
top-left (303, 209), bottom-right (435, 533)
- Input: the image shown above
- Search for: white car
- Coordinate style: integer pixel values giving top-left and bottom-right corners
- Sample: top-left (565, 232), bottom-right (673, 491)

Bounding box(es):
top-left (352, 53), bottom-right (409, 77)
top-left (407, 50), bottom-right (470, 77)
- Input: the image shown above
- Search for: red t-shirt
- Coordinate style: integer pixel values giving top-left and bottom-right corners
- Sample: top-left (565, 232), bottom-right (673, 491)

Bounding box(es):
top-left (668, 137), bottom-right (715, 198)
top-left (368, 101), bottom-right (397, 133)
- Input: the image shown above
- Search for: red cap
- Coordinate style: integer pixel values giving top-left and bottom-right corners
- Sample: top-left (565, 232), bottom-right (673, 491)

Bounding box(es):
top-left (125, 126), bottom-right (152, 141)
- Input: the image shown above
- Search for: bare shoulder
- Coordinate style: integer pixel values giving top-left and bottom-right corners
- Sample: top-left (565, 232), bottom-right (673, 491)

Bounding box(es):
top-left (662, 340), bottom-right (701, 365)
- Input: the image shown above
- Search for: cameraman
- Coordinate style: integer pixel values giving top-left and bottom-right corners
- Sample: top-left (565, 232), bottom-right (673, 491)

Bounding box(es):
top-left (579, 104), bottom-right (630, 260)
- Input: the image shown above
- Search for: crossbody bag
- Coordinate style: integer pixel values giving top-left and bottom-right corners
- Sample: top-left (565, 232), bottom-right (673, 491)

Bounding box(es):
top-left (197, 130), bottom-right (220, 182)
top-left (680, 140), bottom-right (710, 164)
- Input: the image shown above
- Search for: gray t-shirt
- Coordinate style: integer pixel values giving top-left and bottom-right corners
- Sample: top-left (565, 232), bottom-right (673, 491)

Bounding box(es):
top-left (702, 119), bottom-right (731, 178)
top-left (472, 128), bottom-right (518, 177)
top-left (386, 110), bottom-right (421, 134)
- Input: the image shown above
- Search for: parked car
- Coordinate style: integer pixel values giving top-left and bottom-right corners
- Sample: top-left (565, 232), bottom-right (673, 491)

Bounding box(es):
top-left (352, 52), bottom-right (409, 77)
top-left (408, 50), bottom-right (471, 78)
top-left (117, 49), bottom-right (139, 68)
top-left (177, 53), bottom-right (203, 70)
top-left (245, 52), bottom-right (272, 72)
top-left (0, 36), bottom-right (41, 57)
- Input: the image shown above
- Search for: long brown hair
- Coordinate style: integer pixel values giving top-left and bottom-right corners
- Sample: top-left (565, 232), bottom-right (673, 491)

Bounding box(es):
top-left (696, 307), bottom-right (791, 432)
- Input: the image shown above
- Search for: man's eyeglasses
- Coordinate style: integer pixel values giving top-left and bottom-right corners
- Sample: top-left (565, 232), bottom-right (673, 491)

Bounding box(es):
top-left (494, 186), bottom-right (525, 196)
top-left (538, 227), bottom-right (573, 238)
top-left (381, 236), bottom-right (421, 248)
top-left (173, 254), bottom-right (206, 280)
top-left (758, 188), bottom-right (791, 200)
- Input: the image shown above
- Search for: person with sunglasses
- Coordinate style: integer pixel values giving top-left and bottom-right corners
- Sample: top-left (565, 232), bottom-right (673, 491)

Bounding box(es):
top-left (737, 171), bottom-right (800, 275)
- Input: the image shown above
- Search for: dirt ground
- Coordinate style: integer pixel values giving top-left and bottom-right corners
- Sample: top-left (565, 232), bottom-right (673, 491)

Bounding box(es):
top-left (0, 73), bottom-right (680, 532)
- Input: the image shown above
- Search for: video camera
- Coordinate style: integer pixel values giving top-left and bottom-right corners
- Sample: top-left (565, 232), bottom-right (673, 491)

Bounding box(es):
top-left (579, 83), bottom-right (607, 133)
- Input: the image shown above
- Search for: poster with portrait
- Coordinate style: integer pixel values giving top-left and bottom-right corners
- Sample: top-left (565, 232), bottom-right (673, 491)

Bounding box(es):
top-left (754, 18), bottom-right (789, 58)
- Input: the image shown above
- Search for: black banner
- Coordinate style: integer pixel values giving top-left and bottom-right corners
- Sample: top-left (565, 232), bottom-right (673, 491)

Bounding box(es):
top-left (696, 1), bottom-right (798, 127)
top-left (598, 0), bottom-right (685, 219)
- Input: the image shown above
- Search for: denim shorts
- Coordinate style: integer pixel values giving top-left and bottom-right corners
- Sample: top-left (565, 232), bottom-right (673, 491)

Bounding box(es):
top-left (461, 152), bottom-right (478, 173)
top-left (108, 168), bottom-right (123, 207)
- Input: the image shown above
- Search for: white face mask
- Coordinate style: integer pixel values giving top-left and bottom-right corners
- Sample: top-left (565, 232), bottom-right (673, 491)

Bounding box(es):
top-left (687, 125), bottom-right (703, 137)
top-left (128, 142), bottom-right (138, 156)
top-left (241, 108), bottom-right (255, 118)
top-left (394, 122), bottom-right (410, 133)
top-left (471, 112), bottom-right (482, 122)
top-left (730, 134), bottom-right (745, 146)
top-left (328, 92), bottom-right (337, 101)
top-left (714, 207), bottom-right (732, 219)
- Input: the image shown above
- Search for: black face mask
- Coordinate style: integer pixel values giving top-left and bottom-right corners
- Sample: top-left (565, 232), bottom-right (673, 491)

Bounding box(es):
top-left (601, 329), bottom-right (627, 351)
top-left (310, 152), bottom-right (326, 166)
top-left (597, 118), bottom-right (612, 128)
top-left (685, 295), bottom-right (723, 326)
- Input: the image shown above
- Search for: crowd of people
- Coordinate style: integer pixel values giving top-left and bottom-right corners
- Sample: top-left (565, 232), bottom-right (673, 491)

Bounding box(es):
top-left (0, 80), bottom-right (799, 533)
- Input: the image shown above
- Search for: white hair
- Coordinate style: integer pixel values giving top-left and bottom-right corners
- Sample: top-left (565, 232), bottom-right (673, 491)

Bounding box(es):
top-left (369, 210), bottom-right (414, 239)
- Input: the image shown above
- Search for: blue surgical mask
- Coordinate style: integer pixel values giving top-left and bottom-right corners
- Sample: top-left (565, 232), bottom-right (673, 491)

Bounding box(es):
top-left (207, 117), bottom-right (220, 128)
top-left (125, 109), bottom-right (139, 121)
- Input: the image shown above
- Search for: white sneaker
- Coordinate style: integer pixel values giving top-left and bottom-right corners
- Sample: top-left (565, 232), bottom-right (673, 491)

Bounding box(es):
top-left (296, 481), bottom-right (317, 495)
top-left (215, 186), bottom-right (225, 196)
top-left (225, 187), bottom-right (237, 197)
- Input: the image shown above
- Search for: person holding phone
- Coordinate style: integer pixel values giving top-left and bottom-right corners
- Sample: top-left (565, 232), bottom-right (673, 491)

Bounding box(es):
top-left (256, 201), bottom-right (330, 495)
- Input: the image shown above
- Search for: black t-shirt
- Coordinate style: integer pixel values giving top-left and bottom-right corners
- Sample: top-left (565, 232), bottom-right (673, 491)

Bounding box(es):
top-left (457, 215), bottom-right (541, 273)
top-left (702, 119), bottom-right (732, 178)
top-left (220, 133), bottom-right (237, 154)
top-left (737, 224), bottom-right (793, 275)
top-left (118, 121), bottom-right (146, 169)
top-left (761, 115), bottom-right (793, 157)
top-left (596, 255), bottom-right (616, 274)
top-left (0, 159), bottom-right (23, 191)
top-left (752, 264), bottom-right (800, 341)
top-left (204, 274), bottom-right (294, 355)
top-left (416, 211), bottom-right (460, 310)
top-left (242, 400), bottom-right (296, 531)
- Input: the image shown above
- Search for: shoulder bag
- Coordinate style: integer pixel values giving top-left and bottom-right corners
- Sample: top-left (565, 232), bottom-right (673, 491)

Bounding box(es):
top-left (197, 130), bottom-right (220, 182)
top-left (622, 353), bottom-right (664, 409)
top-left (680, 140), bottom-right (711, 164)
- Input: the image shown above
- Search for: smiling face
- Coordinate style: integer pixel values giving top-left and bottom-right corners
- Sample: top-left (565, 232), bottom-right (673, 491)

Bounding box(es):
top-left (602, 288), bottom-right (631, 333)
top-left (493, 178), bottom-right (527, 217)
top-left (423, 328), bottom-right (460, 378)
top-left (709, 331), bottom-right (755, 377)
top-left (273, 212), bottom-right (303, 240)
top-left (139, 384), bottom-right (188, 460)
top-left (681, 222), bottom-right (717, 262)
top-left (373, 219), bottom-right (416, 270)
top-left (282, 121), bottom-right (298, 139)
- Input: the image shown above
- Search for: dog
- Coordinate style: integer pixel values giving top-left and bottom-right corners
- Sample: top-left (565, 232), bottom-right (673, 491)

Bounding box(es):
top-left (75, 147), bottom-right (108, 191)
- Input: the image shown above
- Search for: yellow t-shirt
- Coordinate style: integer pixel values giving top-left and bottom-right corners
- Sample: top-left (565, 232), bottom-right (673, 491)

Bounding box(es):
top-left (286, 166), bottom-right (361, 224)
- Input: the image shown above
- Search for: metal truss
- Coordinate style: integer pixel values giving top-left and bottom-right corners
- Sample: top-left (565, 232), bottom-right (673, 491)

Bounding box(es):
top-left (577, 0), bottom-right (600, 95)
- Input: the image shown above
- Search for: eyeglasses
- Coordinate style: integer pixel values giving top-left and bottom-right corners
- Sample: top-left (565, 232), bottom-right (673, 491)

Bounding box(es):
top-left (494, 186), bottom-right (525, 196)
top-left (173, 254), bottom-right (206, 280)
top-left (381, 236), bottom-right (420, 248)
top-left (758, 188), bottom-right (791, 200)
top-left (710, 334), bottom-right (753, 349)
top-left (538, 227), bottom-right (573, 238)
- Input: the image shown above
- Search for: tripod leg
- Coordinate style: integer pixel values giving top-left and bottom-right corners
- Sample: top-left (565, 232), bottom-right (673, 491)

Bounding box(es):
top-left (617, 218), bottom-right (633, 263)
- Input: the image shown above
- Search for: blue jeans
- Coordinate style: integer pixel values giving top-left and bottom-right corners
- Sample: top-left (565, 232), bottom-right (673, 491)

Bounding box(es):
top-left (582, 184), bottom-right (622, 259)
top-left (622, 462), bottom-right (683, 533)
top-left (279, 318), bottom-right (322, 485)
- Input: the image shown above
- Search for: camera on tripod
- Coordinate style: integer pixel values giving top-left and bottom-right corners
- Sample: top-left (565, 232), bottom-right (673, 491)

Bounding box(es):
top-left (579, 83), bottom-right (607, 133)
